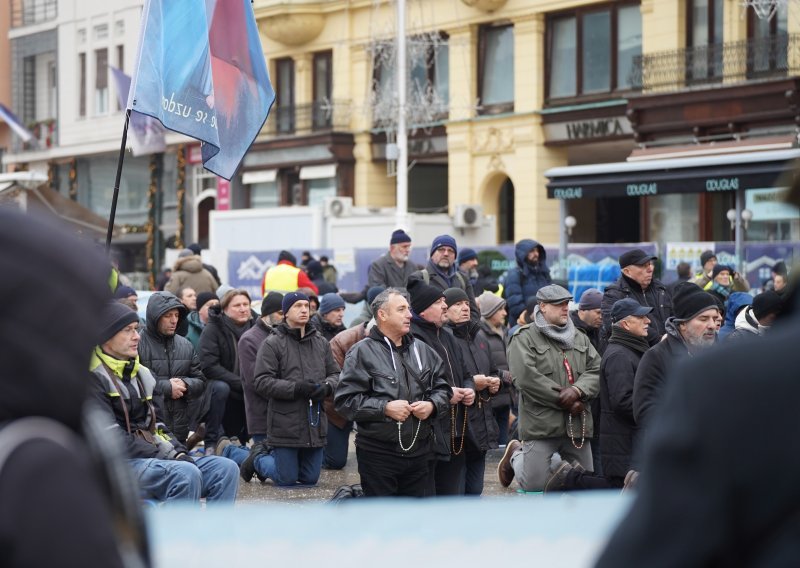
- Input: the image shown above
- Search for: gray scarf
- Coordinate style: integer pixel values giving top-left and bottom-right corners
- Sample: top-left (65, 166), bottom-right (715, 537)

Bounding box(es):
top-left (533, 306), bottom-right (576, 350)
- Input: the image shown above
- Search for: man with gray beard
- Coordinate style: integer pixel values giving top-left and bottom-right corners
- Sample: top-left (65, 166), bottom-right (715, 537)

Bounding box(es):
top-left (633, 283), bottom-right (720, 433)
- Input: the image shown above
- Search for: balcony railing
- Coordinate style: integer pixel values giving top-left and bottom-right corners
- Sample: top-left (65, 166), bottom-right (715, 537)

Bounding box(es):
top-left (10, 0), bottom-right (57, 28)
top-left (264, 100), bottom-right (351, 136)
top-left (631, 33), bottom-right (798, 92)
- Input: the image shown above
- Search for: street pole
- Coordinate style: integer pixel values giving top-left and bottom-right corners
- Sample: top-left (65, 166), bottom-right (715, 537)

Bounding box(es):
top-left (559, 199), bottom-right (568, 281)
top-left (734, 188), bottom-right (743, 274)
top-left (395, 0), bottom-right (408, 229)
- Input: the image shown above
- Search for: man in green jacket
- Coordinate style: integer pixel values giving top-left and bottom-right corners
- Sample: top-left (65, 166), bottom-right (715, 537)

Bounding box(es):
top-left (498, 284), bottom-right (601, 492)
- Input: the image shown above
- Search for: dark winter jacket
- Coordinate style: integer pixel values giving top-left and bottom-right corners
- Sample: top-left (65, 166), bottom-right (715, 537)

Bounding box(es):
top-left (327, 322), bottom-right (369, 429)
top-left (137, 292), bottom-right (206, 443)
top-left (572, 311), bottom-right (602, 436)
top-left (504, 239), bottom-right (552, 323)
top-left (253, 324), bottom-right (340, 448)
top-left (599, 325), bottom-right (649, 478)
top-left (600, 274), bottom-right (672, 353)
top-left (632, 319), bottom-right (690, 433)
top-left (597, 314), bottom-right (800, 568)
top-left (238, 319), bottom-right (274, 437)
top-left (718, 292), bottom-right (752, 340)
top-left (367, 252), bottom-right (418, 289)
top-left (479, 319), bottom-right (514, 409)
top-left (309, 312), bottom-right (346, 341)
top-left (199, 305), bottom-right (253, 400)
top-left (335, 326), bottom-right (452, 458)
top-left (449, 323), bottom-right (500, 452)
top-left (410, 317), bottom-right (475, 458)
top-left (409, 260), bottom-right (480, 324)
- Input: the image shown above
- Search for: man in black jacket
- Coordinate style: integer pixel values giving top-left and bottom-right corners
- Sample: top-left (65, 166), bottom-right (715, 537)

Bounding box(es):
top-left (408, 279), bottom-right (476, 496)
top-left (236, 292), bottom-right (340, 486)
top-left (138, 292), bottom-right (206, 445)
top-left (599, 249), bottom-right (672, 353)
top-left (91, 303), bottom-right (238, 503)
top-left (309, 293), bottom-right (346, 340)
top-left (335, 288), bottom-right (452, 497)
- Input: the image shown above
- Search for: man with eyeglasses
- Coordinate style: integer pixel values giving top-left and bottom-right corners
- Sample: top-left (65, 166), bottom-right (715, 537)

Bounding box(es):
top-left (407, 234), bottom-right (480, 325)
top-left (498, 285), bottom-right (600, 492)
top-left (90, 302), bottom-right (239, 504)
top-left (599, 249), bottom-right (672, 353)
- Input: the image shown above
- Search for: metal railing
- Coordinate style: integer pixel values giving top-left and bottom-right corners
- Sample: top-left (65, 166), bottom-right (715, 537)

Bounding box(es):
top-left (10, 0), bottom-right (57, 28)
top-left (631, 33), bottom-right (798, 92)
top-left (264, 100), bottom-right (351, 136)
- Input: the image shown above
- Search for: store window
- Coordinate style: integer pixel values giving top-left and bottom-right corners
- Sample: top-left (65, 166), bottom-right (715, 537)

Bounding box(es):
top-left (95, 48), bottom-right (108, 115)
top-left (648, 194), bottom-right (701, 246)
top-left (250, 182), bottom-right (280, 208)
top-left (546, 3), bottom-right (641, 102)
top-left (478, 24), bottom-right (514, 114)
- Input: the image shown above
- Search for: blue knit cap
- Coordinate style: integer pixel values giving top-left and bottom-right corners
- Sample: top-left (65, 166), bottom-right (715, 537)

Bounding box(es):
top-left (430, 234), bottom-right (457, 257)
top-left (318, 293), bottom-right (345, 315)
top-left (282, 291), bottom-right (309, 314)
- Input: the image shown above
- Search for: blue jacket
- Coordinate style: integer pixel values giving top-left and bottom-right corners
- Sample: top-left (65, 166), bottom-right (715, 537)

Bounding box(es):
top-left (504, 239), bottom-right (552, 322)
top-left (718, 292), bottom-right (753, 340)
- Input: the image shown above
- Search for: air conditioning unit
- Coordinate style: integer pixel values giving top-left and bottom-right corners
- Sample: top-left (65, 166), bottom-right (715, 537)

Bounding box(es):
top-left (324, 196), bottom-right (353, 218)
top-left (453, 204), bottom-right (483, 229)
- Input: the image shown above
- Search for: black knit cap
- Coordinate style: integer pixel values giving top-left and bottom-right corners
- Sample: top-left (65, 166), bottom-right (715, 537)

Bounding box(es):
top-left (196, 292), bottom-right (218, 312)
top-left (390, 229), bottom-right (412, 245)
top-left (408, 279), bottom-right (444, 314)
top-left (443, 287), bottom-right (469, 308)
top-left (99, 302), bottom-right (140, 344)
top-left (712, 264), bottom-right (733, 279)
top-left (278, 250), bottom-right (297, 265)
top-left (752, 291), bottom-right (784, 321)
top-left (672, 282), bottom-right (720, 321)
top-left (261, 291), bottom-right (284, 317)
top-left (700, 250), bottom-right (717, 266)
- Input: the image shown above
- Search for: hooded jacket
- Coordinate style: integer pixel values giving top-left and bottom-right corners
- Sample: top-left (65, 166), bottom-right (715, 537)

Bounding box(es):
top-left (504, 239), bottom-right (552, 323)
top-left (137, 292), bottom-right (206, 443)
top-left (718, 292), bottom-right (753, 340)
top-left (335, 326), bottom-right (452, 458)
top-left (727, 306), bottom-right (764, 341)
top-left (164, 255), bottom-right (219, 295)
top-left (253, 323), bottom-right (340, 448)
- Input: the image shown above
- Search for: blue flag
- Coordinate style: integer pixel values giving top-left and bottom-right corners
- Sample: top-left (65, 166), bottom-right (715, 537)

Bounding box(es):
top-left (127, 0), bottom-right (275, 180)
top-left (110, 66), bottom-right (166, 157)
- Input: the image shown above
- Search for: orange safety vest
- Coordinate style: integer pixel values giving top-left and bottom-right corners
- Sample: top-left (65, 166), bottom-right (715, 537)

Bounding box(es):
top-left (261, 263), bottom-right (301, 296)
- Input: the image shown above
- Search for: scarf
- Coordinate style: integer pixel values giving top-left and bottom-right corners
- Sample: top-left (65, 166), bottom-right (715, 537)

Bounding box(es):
top-left (608, 325), bottom-right (650, 354)
top-left (223, 313), bottom-right (249, 340)
top-left (92, 347), bottom-right (140, 380)
top-left (533, 305), bottom-right (576, 350)
top-left (708, 281), bottom-right (731, 300)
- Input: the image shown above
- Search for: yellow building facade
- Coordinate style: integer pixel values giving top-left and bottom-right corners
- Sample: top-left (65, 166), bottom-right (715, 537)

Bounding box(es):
top-left (250, 0), bottom-right (800, 246)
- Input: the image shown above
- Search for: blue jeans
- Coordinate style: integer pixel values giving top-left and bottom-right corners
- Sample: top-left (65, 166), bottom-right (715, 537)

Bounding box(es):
top-left (129, 456), bottom-right (239, 503)
top-left (225, 445), bottom-right (323, 486)
top-left (323, 421), bottom-right (352, 470)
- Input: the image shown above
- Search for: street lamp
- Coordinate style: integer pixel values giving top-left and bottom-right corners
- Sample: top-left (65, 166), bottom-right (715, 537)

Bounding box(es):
top-left (727, 206), bottom-right (754, 274)
top-left (741, 208), bottom-right (753, 230)
top-left (564, 215), bottom-right (577, 236)
top-left (559, 213), bottom-right (577, 280)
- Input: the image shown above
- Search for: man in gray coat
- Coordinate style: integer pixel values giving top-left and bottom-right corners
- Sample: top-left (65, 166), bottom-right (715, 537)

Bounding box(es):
top-left (499, 284), bottom-right (600, 492)
top-left (368, 229), bottom-right (416, 289)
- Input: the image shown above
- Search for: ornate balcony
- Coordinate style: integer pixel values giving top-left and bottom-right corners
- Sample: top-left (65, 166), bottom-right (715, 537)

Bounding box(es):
top-left (631, 33), bottom-right (798, 92)
top-left (263, 100), bottom-right (351, 137)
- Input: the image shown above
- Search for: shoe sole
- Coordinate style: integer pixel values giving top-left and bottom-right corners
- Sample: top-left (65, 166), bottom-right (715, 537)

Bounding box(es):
top-left (497, 440), bottom-right (521, 488)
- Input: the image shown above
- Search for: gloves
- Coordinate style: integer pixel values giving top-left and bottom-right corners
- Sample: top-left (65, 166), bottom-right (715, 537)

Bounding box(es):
top-left (296, 380), bottom-right (318, 399)
top-left (557, 386), bottom-right (580, 409)
top-left (174, 452), bottom-right (196, 464)
top-left (310, 382), bottom-right (332, 401)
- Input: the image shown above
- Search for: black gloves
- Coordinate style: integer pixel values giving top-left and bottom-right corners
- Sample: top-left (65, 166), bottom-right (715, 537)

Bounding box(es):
top-left (174, 452), bottom-right (195, 464)
top-left (310, 382), bottom-right (332, 401)
top-left (296, 380), bottom-right (318, 399)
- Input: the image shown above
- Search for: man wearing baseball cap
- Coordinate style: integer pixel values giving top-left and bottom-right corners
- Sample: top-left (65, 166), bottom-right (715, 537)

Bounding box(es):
top-left (407, 234), bottom-right (480, 325)
top-left (499, 284), bottom-right (601, 492)
top-left (599, 248), bottom-right (672, 353)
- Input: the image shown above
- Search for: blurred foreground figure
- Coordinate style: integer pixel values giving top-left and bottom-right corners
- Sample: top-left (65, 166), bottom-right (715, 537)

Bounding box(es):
top-left (597, 279), bottom-right (800, 565)
top-left (0, 209), bottom-right (149, 567)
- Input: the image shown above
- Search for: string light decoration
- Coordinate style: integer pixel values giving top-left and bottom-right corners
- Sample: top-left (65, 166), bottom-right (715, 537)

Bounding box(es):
top-left (146, 154), bottom-right (158, 290)
top-left (68, 158), bottom-right (77, 201)
top-left (742, 0), bottom-right (789, 20)
top-left (175, 144), bottom-right (186, 249)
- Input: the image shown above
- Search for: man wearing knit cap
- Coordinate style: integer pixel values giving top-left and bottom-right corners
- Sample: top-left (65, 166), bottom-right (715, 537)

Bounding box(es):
top-left (309, 293), bottom-right (347, 341)
top-left (691, 250), bottom-right (750, 293)
top-left (477, 291), bottom-right (514, 446)
top-left (243, 292), bottom-right (340, 486)
top-left (408, 234), bottom-right (481, 326)
top-left (261, 250), bottom-right (319, 297)
top-left (90, 302), bottom-right (239, 503)
top-left (499, 284), bottom-right (601, 492)
top-left (633, 283), bottom-right (720, 432)
top-left (335, 287), bottom-right (452, 496)
top-left (368, 229), bottom-right (417, 289)
top-left (599, 248), bottom-right (672, 353)
top-left (407, 279), bottom-right (476, 495)
top-left (235, 291), bottom-right (283, 455)
top-left (458, 248), bottom-right (479, 286)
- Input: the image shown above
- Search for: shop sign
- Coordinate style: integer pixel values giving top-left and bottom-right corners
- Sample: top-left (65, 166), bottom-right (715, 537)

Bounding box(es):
top-left (544, 116), bottom-right (633, 143)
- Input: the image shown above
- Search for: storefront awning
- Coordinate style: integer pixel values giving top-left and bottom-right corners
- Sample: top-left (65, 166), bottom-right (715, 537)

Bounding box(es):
top-left (545, 149), bottom-right (800, 199)
top-left (300, 164), bottom-right (337, 180)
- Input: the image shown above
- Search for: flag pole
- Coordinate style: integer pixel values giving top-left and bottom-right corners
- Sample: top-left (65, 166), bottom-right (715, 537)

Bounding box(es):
top-left (106, 108), bottom-right (131, 249)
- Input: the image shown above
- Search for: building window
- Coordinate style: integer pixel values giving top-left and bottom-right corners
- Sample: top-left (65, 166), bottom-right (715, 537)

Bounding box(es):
top-left (116, 45), bottom-right (124, 110)
top-left (275, 57), bottom-right (294, 134)
top-left (250, 181), bottom-right (280, 208)
top-left (478, 24), bottom-right (514, 114)
top-left (748, 4), bottom-right (788, 76)
top-left (22, 56), bottom-right (36, 125)
top-left (312, 51), bottom-right (332, 130)
top-left (686, 0), bottom-right (724, 81)
top-left (95, 48), bottom-right (108, 115)
top-left (546, 3), bottom-right (641, 102)
top-left (78, 53), bottom-right (86, 117)
top-left (47, 60), bottom-right (57, 119)
top-left (371, 33), bottom-right (449, 127)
